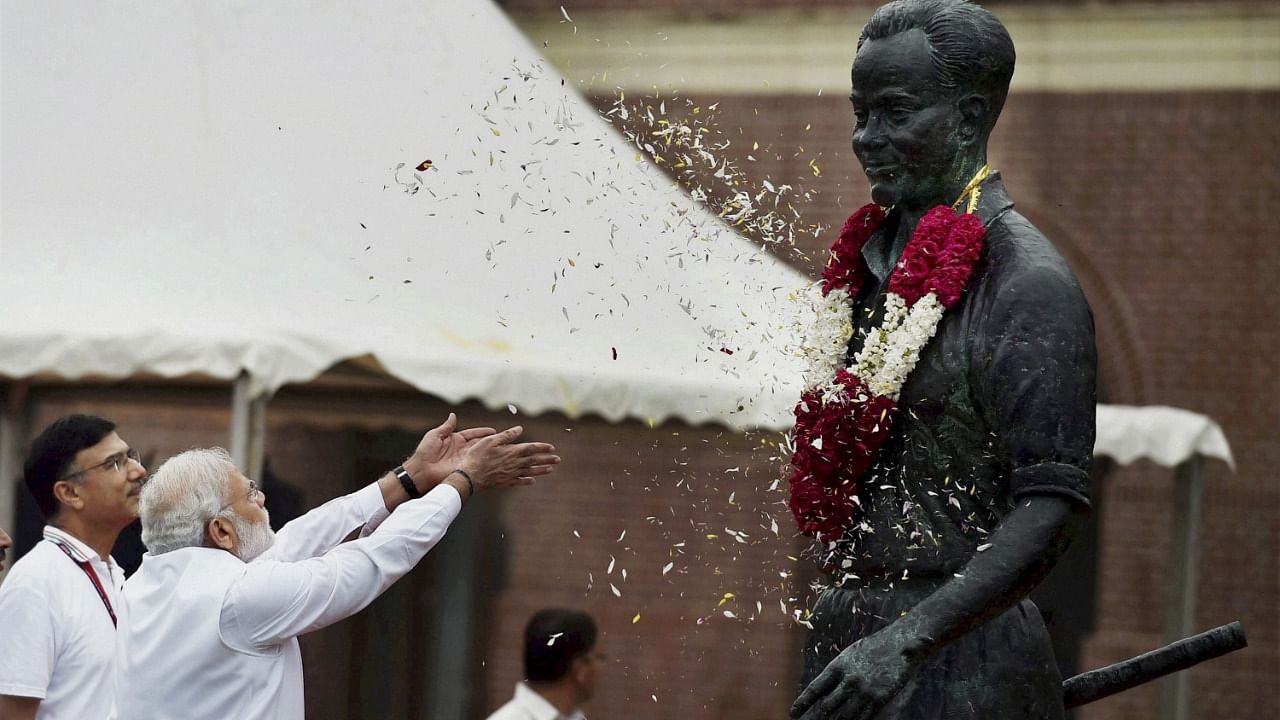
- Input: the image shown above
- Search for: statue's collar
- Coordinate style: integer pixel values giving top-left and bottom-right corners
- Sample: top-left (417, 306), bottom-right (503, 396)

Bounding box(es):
top-left (973, 171), bottom-right (1015, 228)
top-left (861, 172), bottom-right (1014, 282)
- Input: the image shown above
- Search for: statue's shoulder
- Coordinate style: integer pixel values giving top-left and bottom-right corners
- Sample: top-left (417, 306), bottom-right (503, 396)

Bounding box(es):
top-left (979, 206), bottom-right (1092, 321)
top-left (983, 207), bottom-right (1082, 293)
top-left (973, 176), bottom-right (1071, 276)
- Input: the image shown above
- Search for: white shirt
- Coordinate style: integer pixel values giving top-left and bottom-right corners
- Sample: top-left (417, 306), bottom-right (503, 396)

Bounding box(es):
top-left (486, 683), bottom-right (586, 720)
top-left (113, 481), bottom-right (461, 720)
top-left (0, 526), bottom-right (125, 720)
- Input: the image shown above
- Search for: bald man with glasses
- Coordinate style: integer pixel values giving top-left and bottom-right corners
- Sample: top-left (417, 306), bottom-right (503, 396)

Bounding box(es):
top-left (0, 415), bottom-right (147, 720)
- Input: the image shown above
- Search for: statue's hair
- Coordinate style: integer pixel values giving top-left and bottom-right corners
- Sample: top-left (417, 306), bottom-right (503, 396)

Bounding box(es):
top-left (859, 0), bottom-right (1016, 132)
top-left (140, 447), bottom-right (237, 555)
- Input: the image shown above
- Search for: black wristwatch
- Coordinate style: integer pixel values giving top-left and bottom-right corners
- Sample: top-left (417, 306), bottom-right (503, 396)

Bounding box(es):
top-left (392, 465), bottom-right (422, 499)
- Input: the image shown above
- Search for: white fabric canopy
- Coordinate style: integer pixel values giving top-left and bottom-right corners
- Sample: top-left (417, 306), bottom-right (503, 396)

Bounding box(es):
top-left (0, 0), bottom-right (808, 430)
top-left (1095, 405), bottom-right (1235, 470)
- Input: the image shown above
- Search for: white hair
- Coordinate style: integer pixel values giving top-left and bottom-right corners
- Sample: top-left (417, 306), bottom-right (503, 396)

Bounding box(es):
top-left (140, 447), bottom-right (237, 555)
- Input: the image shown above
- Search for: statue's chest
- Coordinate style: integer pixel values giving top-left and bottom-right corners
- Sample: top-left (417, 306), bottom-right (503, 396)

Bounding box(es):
top-left (845, 282), bottom-right (975, 431)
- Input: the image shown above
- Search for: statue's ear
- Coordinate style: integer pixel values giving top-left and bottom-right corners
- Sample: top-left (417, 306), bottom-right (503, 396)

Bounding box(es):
top-left (957, 94), bottom-right (989, 145)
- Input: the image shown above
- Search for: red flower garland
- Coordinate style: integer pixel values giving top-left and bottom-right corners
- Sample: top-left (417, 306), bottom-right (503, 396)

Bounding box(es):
top-left (788, 204), bottom-right (987, 542)
top-left (888, 205), bottom-right (986, 308)
top-left (820, 203), bottom-right (884, 297)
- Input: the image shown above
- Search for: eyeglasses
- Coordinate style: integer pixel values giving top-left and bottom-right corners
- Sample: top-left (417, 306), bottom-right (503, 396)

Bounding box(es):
top-left (59, 448), bottom-right (142, 482)
top-left (217, 480), bottom-right (263, 513)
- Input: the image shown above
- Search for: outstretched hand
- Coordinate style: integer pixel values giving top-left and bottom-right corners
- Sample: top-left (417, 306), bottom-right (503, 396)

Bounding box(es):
top-left (791, 626), bottom-right (919, 720)
top-left (404, 413), bottom-right (497, 488)
top-left (458, 425), bottom-right (560, 491)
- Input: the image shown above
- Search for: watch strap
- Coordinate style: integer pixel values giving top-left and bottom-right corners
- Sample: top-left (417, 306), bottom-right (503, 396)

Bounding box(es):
top-left (393, 465), bottom-right (422, 499)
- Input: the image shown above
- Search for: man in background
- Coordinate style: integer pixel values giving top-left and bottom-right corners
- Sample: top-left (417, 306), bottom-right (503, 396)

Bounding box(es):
top-left (487, 608), bottom-right (603, 720)
top-left (113, 414), bottom-right (559, 720)
top-left (0, 415), bottom-right (147, 720)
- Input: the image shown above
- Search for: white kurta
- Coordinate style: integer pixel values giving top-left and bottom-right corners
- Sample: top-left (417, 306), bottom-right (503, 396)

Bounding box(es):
top-left (113, 482), bottom-right (461, 720)
top-left (0, 527), bottom-right (125, 720)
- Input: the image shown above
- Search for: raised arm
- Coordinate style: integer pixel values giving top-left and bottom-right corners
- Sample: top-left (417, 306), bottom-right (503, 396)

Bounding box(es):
top-left (262, 414), bottom-right (558, 561)
top-left (221, 425), bottom-right (559, 650)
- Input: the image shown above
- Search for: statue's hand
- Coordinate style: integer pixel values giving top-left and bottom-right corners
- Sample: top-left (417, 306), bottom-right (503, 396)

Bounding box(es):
top-left (790, 626), bottom-right (920, 720)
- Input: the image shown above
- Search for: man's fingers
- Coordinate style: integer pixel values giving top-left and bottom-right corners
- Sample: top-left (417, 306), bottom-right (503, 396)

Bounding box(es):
top-left (520, 452), bottom-right (560, 466)
top-left (492, 425), bottom-right (523, 444)
top-left (519, 464), bottom-right (557, 477)
top-left (513, 441), bottom-right (557, 456)
top-left (423, 413), bottom-right (457, 442)
top-left (471, 425), bottom-right (523, 450)
top-left (458, 427), bottom-right (496, 441)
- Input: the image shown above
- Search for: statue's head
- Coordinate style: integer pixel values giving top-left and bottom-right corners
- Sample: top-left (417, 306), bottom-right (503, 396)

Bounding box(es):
top-left (851, 0), bottom-right (1015, 210)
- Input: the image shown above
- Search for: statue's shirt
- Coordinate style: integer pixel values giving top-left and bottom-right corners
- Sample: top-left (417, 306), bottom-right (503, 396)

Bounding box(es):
top-left (831, 174), bottom-right (1097, 579)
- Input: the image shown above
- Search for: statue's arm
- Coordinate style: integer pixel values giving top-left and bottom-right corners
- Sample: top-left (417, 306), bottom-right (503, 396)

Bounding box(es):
top-left (792, 496), bottom-right (1085, 720)
top-left (899, 493), bottom-right (1084, 647)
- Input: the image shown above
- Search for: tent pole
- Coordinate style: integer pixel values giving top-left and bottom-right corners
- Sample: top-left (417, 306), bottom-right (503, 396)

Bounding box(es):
top-left (229, 372), bottom-right (268, 480)
top-left (1160, 453), bottom-right (1204, 720)
top-left (0, 382), bottom-right (30, 584)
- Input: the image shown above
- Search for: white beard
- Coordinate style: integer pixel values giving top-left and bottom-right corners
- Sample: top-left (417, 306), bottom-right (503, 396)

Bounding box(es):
top-left (231, 511), bottom-right (276, 562)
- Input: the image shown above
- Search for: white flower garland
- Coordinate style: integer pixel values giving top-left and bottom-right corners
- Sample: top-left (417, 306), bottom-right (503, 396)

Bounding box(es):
top-left (798, 284), bottom-right (947, 403)
top-left (797, 285), bottom-right (854, 389)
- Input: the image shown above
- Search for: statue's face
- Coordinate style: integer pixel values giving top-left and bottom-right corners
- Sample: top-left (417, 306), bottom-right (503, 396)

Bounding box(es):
top-left (851, 28), bottom-right (968, 210)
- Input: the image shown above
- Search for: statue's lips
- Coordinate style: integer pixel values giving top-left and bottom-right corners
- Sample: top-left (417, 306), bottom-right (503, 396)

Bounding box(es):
top-left (861, 164), bottom-right (898, 179)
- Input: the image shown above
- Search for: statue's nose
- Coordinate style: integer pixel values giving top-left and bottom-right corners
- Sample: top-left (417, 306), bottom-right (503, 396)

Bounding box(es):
top-left (854, 118), bottom-right (889, 154)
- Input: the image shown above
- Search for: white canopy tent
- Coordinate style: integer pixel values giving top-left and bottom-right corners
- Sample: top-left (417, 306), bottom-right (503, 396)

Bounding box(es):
top-left (0, 0), bottom-right (809, 434)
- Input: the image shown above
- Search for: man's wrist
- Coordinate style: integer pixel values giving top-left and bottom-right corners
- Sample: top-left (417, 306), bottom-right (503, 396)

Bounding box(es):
top-left (392, 465), bottom-right (421, 499)
top-left (400, 456), bottom-right (434, 488)
top-left (442, 468), bottom-right (474, 502)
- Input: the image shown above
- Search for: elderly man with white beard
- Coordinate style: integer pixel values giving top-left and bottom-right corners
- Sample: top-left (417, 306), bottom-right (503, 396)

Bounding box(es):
top-left (112, 414), bottom-right (559, 720)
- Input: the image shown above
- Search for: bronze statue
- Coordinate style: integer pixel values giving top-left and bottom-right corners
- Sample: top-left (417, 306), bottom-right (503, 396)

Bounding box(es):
top-left (786, 1), bottom-right (1096, 718)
